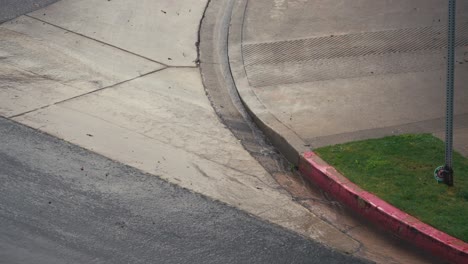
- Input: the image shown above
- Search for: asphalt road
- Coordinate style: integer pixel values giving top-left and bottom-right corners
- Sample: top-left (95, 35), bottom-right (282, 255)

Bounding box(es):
top-left (0, 0), bottom-right (59, 23)
top-left (0, 117), bottom-right (367, 264)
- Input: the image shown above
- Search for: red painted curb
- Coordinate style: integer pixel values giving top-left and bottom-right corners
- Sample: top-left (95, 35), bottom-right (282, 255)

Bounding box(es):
top-left (299, 151), bottom-right (468, 264)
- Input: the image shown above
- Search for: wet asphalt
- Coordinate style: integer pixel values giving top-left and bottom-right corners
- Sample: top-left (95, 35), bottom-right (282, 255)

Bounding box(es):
top-left (0, 118), bottom-right (369, 263)
top-left (0, 0), bottom-right (59, 23)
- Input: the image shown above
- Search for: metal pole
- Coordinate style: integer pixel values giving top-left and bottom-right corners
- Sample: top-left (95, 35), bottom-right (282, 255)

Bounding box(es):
top-left (445, 0), bottom-right (456, 186)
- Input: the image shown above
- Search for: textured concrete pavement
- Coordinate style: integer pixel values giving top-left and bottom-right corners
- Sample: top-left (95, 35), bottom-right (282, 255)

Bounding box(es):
top-left (27, 0), bottom-right (207, 66)
top-left (0, 0), bottom-right (449, 263)
top-left (238, 0), bottom-right (468, 155)
top-left (0, 117), bottom-right (368, 264)
top-left (0, 0), bottom-right (362, 260)
top-left (0, 15), bottom-right (163, 117)
top-left (227, 0), bottom-right (457, 263)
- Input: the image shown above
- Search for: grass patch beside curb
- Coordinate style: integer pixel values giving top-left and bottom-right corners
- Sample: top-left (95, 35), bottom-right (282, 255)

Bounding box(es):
top-left (315, 134), bottom-right (468, 242)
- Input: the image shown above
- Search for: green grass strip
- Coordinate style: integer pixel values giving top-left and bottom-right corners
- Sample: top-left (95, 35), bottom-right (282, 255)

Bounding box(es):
top-left (315, 134), bottom-right (468, 242)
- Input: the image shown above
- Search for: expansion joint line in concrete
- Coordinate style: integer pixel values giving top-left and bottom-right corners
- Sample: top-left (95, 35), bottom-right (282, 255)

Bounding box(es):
top-left (24, 15), bottom-right (198, 69)
top-left (8, 67), bottom-right (167, 119)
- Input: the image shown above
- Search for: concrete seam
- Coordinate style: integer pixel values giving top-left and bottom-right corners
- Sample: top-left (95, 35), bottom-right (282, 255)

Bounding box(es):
top-left (8, 67), bottom-right (168, 119)
top-left (25, 15), bottom-right (172, 67)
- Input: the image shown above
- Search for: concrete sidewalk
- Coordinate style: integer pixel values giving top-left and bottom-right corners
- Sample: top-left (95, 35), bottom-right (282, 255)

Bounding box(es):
top-left (0, 0), bottom-right (360, 260)
top-left (227, 0), bottom-right (468, 262)
top-left (0, 0), bottom-right (445, 263)
top-left (235, 0), bottom-right (468, 159)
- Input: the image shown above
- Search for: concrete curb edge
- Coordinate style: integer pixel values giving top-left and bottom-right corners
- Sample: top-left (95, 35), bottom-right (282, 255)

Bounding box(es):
top-left (299, 151), bottom-right (468, 264)
top-left (227, 0), bottom-right (309, 166)
top-left (227, 0), bottom-right (468, 263)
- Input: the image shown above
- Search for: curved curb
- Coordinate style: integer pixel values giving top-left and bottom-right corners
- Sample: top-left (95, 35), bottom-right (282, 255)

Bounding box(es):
top-left (227, 0), bottom-right (309, 166)
top-left (227, 0), bottom-right (468, 263)
top-left (299, 152), bottom-right (468, 264)
top-left (198, 0), bottom-right (362, 255)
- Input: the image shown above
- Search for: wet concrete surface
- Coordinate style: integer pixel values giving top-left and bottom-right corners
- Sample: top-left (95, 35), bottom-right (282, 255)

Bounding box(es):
top-left (226, 0), bottom-right (448, 263)
top-left (1, 0), bottom-right (362, 257)
top-left (240, 0), bottom-right (468, 153)
top-left (0, 117), bottom-right (369, 264)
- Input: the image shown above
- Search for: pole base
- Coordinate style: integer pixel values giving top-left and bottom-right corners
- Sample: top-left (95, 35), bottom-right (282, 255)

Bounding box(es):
top-left (434, 165), bottom-right (454, 186)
